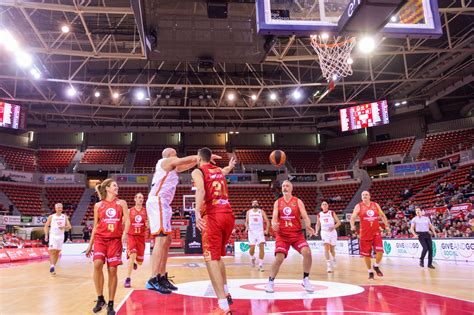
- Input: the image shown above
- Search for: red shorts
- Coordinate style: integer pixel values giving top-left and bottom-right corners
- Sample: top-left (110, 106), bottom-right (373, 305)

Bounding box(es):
top-left (93, 237), bottom-right (123, 267)
top-left (360, 234), bottom-right (384, 257)
top-left (275, 233), bottom-right (309, 258)
top-left (127, 234), bottom-right (146, 264)
top-left (202, 212), bottom-right (235, 261)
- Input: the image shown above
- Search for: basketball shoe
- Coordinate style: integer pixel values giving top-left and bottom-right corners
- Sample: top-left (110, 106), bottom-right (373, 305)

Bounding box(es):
top-left (146, 276), bottom-right (172, 294)
top-left (208, 307), bottom-right (232, 314)
top-left (302, 277), bottom-right (314, 293)
top-left (161, 272), bottom-right (178, 291)
top-left (265, 279), bottom-right (275, 293)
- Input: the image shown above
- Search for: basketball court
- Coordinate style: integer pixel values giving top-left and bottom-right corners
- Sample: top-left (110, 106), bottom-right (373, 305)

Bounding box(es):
top-left (1, 0), bottom-right (474, 314)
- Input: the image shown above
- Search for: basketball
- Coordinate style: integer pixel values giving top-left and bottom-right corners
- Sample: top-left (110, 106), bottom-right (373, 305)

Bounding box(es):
top-left (269, 150), bottom-right (286, 167)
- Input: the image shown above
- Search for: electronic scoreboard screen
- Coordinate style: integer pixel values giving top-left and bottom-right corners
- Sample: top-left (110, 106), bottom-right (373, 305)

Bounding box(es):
top-left (339, 100), bottom-right (389, 132)
top-left (0, 101), bottom-right (27, 130)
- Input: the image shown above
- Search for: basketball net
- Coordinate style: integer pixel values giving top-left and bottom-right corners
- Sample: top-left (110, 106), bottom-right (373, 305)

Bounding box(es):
top-left (310, 35), bottom-right (356, 81)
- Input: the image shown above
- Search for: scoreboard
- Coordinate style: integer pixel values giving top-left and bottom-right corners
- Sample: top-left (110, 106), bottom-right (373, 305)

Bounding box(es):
top-left (0, 101), bottom-right (27, 130)
top-left (340, 100), bottom-right (389, 132)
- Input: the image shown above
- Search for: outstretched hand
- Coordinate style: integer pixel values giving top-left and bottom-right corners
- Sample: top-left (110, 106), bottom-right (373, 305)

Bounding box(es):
top-left (210, 154), bottom-right (222, 164)
top-left (228, 157), bottom-right (237, 168)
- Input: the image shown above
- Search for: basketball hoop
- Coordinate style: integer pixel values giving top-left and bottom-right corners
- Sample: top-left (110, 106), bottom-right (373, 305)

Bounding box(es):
top-left (310, 35), bottom-right (356, 82)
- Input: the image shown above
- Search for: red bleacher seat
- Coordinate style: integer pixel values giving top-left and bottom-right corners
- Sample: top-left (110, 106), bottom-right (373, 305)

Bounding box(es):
top-left (363, 137), bottom-right (415, 161)
top-left (45, 186), bottom-right (84, 217)
top-left (320, 147), bottom-right (358, 172)
top-left (0, 145), bottom-right (36, 172)
top-left (37, 149), bottom-right (76, 173)
top-left (81, 148), bottom-right (128, 164)
top-left (418, 128), bottom-right (474, 161)
top-left (0, 183), bottom-right (43, 215)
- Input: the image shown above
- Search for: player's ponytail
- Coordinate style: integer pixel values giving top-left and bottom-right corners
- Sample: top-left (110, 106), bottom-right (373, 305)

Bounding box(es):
top-left (95, 178), bottom-right (114, 200)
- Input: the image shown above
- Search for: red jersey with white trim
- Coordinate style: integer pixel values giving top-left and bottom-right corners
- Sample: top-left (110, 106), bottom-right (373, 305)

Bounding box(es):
top-left (96, 199), bottom-right (123, 239)
top-left (358, 201), bottom-right (381, 240)
top-left (199, 163), bottom-right (232, 215)
top-left (128, 206), bottom-right (147, 236)
top-left (277, 196), bottom-right (302, 236)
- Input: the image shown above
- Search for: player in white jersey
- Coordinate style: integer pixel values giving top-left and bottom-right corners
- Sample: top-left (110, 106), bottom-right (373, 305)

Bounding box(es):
top-left (315, 201), bottom-right (341, 273)
top-left (245, 200), bottom-right (269, 271)
top-left (146, 148), bottom-right (220, 294)
top-left (44, 203), bottom-right (71, 275)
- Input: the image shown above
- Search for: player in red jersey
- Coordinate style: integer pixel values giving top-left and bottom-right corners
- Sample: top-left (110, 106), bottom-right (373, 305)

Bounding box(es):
top-left (192, 147), bottom-right (236, 315)
top-left (265, 180), bottom-right (316, 294)
top-left (85, 179), bottom-right (130, 315)
top-left (350, 191), bottom-right (390, 280)
top-left (124, 192), bottom-right (148, 288)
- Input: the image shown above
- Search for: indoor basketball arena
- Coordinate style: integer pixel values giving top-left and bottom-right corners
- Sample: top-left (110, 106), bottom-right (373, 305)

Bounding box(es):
top-left (0, 0), bottom-right (473, 314)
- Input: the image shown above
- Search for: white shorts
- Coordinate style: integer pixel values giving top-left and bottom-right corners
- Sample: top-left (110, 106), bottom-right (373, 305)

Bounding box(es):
top-left (49, 236), bottom-right (64, 250)
top-left (321, 230), bottom-right (337, 246)
top-left (146, 196), bottom-right (172, 236)
top-left (248, 230), bottom-right (265, 246)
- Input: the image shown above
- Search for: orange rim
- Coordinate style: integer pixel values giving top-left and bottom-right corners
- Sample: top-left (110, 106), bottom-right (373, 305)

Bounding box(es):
top-left (310, 36), bottom-right (355, 48)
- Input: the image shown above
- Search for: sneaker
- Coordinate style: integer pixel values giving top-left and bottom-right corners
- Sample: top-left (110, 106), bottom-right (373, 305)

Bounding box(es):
top-left (208, 307), bottom-right (232, 315)
top-left (226, 293), bottom-right (233, 305)
top-left (49, 266), bottom-right (56, 276)
top-left (373, 266), bottom-right (384, 277)
top-left (368, 272), bottom-right (375, 280)
top-left (146, 277), bottom-right (172, 294)
top-left (107, 305), bottom-right (116, 315)
top-left (259, 265), bottom-right (264, 272)
top-left (428, 264), bottom-right (435, 269)
top-left (302, 277), bottom-right (314, 293)
top-left (332, 258), bottom-right (337, 266)
top-left (92, 299), bottom-right (106, 313)
top-left (161, 273), bottom-right (178, 291)
top-left (265, 280), bottom-right (275, 293)
top-left (251, 257), bottom-right (256, 267)
top-left (420, 261), bottom-right (424, 267)
top-left (326, 261), bottom-right (333, 273)
top-left (124, 277), bottom-right (131, 288)
top-left (133, 263), bottom-right (138, 270)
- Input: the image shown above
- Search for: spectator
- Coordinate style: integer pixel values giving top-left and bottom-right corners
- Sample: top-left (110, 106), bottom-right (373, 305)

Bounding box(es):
top-left (82, 225), bottom-right (90, 243)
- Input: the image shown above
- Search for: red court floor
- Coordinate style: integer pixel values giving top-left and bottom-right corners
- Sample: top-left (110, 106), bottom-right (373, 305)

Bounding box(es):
top-left (117, 282), bottom-right (474, 314)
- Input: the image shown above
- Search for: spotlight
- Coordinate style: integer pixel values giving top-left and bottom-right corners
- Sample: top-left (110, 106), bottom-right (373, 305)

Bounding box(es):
top-left (199, 95), bottom-right (204, 100)
top-left (347, 57), bottom-right (354, 65)
top-left (395, 102), bottom-right (401, 107)
top-left (235, 131), bottom-right (240, 134)
top-left (292, 90), bottom-right (302, 100)
top-left (206, 95), bottom-right (212, 99)
top-left (321, 32), bottom-right (329, 40)
top-left (165, 94), bottom-right (170, 99)
top-left (332, 74), bottom-right (338, 81)
top-left (112, 92), bottom-right (120, 99)
top-left (67, 86), bottom-right (76, 97)
top-left (15, 51), bottom-right (33, 68)
top-left (94, 91), bottom-right (101, 98)
top-left (61, 25), bottom-right (70, 33)
top-left (135, 90), bottom-right (145, 101)
top-left (358, 36), bottom-right (376, 54)
top-left (402, 101), bottom-right (407, 105)
top-left (390, 16), bottom-right (398, 23)
top-left (0, 30), bottom-right (19, 51)
top-left (251, 94), bottom-right (257, 101)
top-left (29, 68), bottom-right (41, 80)
top-left (269, 92), bottom-right (277, 101)
top-left (227, 93), bottom-right (235, 101)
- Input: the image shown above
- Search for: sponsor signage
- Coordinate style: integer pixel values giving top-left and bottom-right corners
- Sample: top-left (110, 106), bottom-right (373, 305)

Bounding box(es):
top-left (449, 203), bottom-right (472, 218)
top-left (2, 215), bottom-right (21, 225)
top-left (359, 157), bottom-right (376, 167)
top-left (0, 170), bottom-right (33, 182)
top-left (383, 238), bottom-right (474, 262)
top-left (185, 212), bottom-right (202, 254)
top-left (235, 240), bottom-right (349, 255)
top-left (43, 174), bottom-right (76, 184)
top-left (33, 216), bottom-right (48, 225)
top-left (324, 171), bottom-right (354, 181)
top-left (394, 162), bottom-right (432, 174)
top-left (116, 175), bottom-right (149, 184)
top-left (21, 216), bottom-right (32, 223)
top-left (171, 219), bottom-right (189, 226)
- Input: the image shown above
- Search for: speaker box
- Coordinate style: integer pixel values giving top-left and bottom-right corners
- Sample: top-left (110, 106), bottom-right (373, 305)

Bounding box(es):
top-left (207, 0), bottom-right (228, 19)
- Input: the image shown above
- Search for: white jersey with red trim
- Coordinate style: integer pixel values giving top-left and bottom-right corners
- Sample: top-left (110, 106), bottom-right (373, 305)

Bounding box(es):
top-left (148, 158), bottom-right (179, 204)
top-left (319, 210), bottom-right (336, 232)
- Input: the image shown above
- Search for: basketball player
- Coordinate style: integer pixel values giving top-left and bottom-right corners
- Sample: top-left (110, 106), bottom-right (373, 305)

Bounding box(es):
top-left (265, 180), bottom-right (316, 293)
top-left (124, 193), bottom-right (148, 288)
top-left (350, 191), bottom-right (390, 280)
top-left (44, 203), bottom-right (71, 275)
top-left (192, 147), bottom-right (236, 314)
top-left (315, 201), bottom-right (341, 273)
top-left (245, 200), bottom-right (269, 271)
top-left (85, 179), bottom-right (130, 315)
top-left (146, 148), bottom-right (220, 294)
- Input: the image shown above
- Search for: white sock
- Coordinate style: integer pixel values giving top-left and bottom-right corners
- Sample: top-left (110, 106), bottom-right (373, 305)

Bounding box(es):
top-left (218, 298), bottom-right (230, 311)
top-left (373, 263), bottom-right (379, 268)
top-left (224, 284), bottom-right (229, 295)
top-left (250, 254), bottom-right (255, 259)
top-left (50, 264), bottom-right (54, 267)
top-left (259, 259), bottom-right (263, 266)
top-left (368, 269), bottom-right (374, 273)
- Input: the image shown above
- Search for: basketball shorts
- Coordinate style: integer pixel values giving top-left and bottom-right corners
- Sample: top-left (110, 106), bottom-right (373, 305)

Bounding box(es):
top-left (275, 233), bottom-right (309, 258)
top-left (321, 230), bottom-right (338, 246)
top-left (360, 234), bottom-right (384, 257)
top-left (248, 230), bottom-right (265, 246)
top-left (146, 196), bottom-right (172, 236)
top-left (48, 235), bottom-right (64, 250)
top-left (127, 234), bottom-right (146, 264)
top-left (202, 212), bottom-right (235, 261)
top-left (93, 237), bottom-right (123, 267)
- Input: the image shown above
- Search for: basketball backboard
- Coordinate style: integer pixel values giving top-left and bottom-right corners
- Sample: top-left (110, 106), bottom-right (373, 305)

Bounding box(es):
top-left (256, 0), bottom-right (442, 38)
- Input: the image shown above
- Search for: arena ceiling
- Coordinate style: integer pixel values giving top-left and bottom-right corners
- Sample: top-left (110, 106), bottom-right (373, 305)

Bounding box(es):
top-left (0, 0), bottom-right (473, 134)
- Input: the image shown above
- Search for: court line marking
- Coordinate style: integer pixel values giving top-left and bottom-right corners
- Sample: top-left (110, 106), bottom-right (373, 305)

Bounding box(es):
top-left (368, 284), bottom-right (474, 303)
top-left (116, 289), bottom-right (134, 313)
top-left (268, 312), bottom-right (394, 314)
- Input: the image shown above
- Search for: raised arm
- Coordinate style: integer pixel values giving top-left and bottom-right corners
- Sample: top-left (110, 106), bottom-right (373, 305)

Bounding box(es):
top-left (191, 168), bottom-right (206, 231)
top-left (298, 198), bottom-right (315, 236)
top-left (162, 155), bottom-right (198, 173)
top-left (221, 157), bottom-right (237, 176)
top-left (44, 215), bottom-right (52, 242)
top-left (350, 204), bottom-right (360, 232)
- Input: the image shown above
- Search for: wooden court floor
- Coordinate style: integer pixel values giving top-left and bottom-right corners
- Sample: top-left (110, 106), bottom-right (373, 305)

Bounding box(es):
top-left (0, 252), bottom-right (473, 314)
